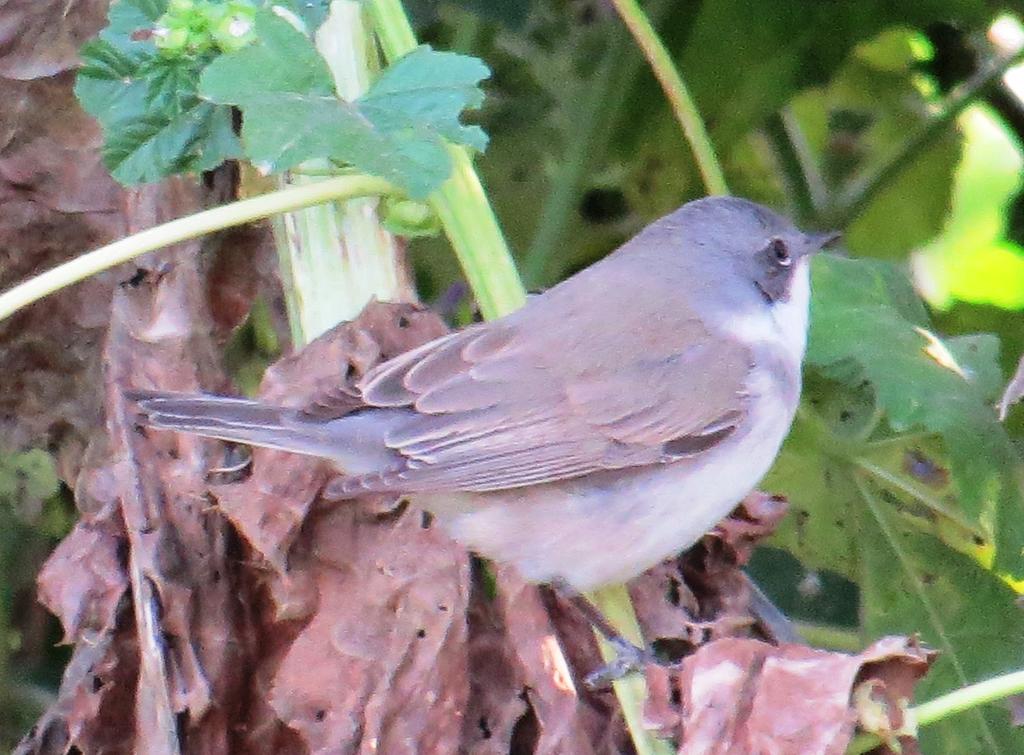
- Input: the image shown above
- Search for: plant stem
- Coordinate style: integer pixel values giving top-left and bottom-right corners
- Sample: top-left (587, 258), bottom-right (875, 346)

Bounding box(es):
top-left (365, 0), bottom-right (524, 320)
top-left (795, 621), bottom-right (863, 652)
top-left (827, 47), bottom-right (1024, 227)
top-left (590, 586), bottom-right (676, 755)
top-left (0, 175), bottom-right (398, 325)
top-left (846, 668), bottom-right (1024, 754)
top-left (272, 0), bottom-right (411, 344)
top-left (607, 0), bottom-right (728, 195)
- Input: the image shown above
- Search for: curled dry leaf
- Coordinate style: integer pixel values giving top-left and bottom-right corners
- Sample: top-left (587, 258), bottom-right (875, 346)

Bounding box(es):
top-left (631, 492), bottom-right (790, 661)
top-left (35, 521), bottom-right (127, 644)
top-left (649, 634), bottom-right (935, 755)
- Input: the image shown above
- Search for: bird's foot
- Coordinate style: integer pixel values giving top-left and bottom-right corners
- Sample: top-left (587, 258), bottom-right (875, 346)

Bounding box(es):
top-left (584, 636), bottom-right (656, 689)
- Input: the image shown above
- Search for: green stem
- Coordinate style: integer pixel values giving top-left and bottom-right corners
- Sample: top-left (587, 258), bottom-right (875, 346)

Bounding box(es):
top-left (450, 8), bottom-right (483, 54)
top-left (0, 175), bottom-right (398, 325)
top-left (365, 0), bottom-right (524, 320)
top-left (846, 668), bottom-right (1024, 754)
top-left (590, 586), bottom-right (676, 755)
top-left (827, 48), bottom-right (1024, 227)
top-left (607, 0), bottom-right (729, 195)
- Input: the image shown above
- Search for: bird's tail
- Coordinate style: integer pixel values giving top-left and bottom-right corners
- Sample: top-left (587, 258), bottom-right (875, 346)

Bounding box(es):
top-left (126, 389), bottom-right (366, 463)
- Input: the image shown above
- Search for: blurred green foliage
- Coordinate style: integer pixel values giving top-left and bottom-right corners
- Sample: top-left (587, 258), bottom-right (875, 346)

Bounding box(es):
top-left (0, 452), bottom-right (69, 749)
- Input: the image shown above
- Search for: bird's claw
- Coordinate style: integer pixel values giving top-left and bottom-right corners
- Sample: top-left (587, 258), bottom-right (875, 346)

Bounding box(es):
top-left (584, 637), bottom-right (655, 689)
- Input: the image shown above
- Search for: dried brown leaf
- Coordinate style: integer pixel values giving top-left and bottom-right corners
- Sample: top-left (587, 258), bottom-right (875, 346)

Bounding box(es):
top-left (659, 635), bottom-right (935, 755)
top-left (36, 521), bottom-right (127, 643)
top-left (265, 502), bottom-right (469, 754)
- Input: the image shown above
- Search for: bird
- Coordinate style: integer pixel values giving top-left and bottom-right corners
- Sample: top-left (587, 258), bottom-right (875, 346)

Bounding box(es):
top-left (130, 196), bottom-right (837, 620)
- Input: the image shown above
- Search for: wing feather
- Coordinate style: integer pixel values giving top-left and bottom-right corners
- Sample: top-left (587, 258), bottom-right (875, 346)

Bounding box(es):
top-left (342, 294), bottom-right (754, 493)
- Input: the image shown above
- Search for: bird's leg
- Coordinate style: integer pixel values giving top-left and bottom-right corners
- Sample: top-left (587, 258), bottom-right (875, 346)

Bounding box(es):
top-left (549, 579), bottom-right (655, 688)
top-left (743, 572), bottom-right (803, 644)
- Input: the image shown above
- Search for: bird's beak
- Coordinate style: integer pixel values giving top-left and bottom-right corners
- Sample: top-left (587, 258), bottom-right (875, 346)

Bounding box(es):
top-left (800, 230), bottom-right (842, 258)
top-left (809, 230), bottom-right (842, 250)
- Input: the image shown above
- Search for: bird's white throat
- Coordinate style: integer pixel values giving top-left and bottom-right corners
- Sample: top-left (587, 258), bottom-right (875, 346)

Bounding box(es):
top-left (721, 258), bottom-right (811, 367)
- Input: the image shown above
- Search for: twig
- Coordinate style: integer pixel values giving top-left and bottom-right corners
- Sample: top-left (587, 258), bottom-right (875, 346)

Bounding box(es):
top-left (589, 585), bottom-right (676, 755)
top-left (827, 48), bottom-right (1024, 227)
top-left (0, 175), bottom-right (398, 324)
top-left (795, 622), bottom-right (863, 652)
top-left (607, 0), bottom-right (729, 195)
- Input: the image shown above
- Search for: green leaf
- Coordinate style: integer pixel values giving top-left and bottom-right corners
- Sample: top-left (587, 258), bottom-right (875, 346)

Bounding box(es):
top-left (102, 100), bottom-right (241, 184)
top-left (75, 39), bottom-right (154, 129)
top-left (198, 9), bottom-right (336, 100)
top-left (803, 255), bottom-right (1024, 575)
top-left (105, 0), bottom-right (167, 48)
top-left (75, 0), bottom-right (244, 184)
top-left (199, 11), bottom-right (490, 198)
top-left (765, 256), bottom-right (1024, 751)
top-left (359, 46), bottom-right (489, 152)
top-left (859, 479), bottom-right (1024, 753)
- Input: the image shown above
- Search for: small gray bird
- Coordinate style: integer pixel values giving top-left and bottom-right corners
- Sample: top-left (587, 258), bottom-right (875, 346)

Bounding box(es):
top-left (132, 197), bottom-right (837, 595)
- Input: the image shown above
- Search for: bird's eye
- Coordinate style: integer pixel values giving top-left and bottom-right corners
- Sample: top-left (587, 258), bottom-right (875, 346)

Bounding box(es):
top-left (768, 238), bottom-right (790, 267)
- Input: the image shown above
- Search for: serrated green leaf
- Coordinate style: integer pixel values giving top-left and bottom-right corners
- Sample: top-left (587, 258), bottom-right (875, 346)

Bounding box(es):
top-left (198, 11), bottom-right (490, 197)
top-left (359, 46), bottom-right (489, 152)
top-left (198, 10), bottom-right (336, 101)
top-left (141, 56), bottom-right (205, 115)
top-left (103, 100), bottom-right (241, 184)
top-left (76, 0), bottom-right (246, 184)
top-left (75, 39), bottom-right (154, 129)
top-left (105, 0), bottom-right (167, 49)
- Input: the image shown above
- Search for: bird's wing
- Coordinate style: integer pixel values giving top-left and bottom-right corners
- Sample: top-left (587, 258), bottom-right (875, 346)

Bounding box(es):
top-left (337, 305), bottom-right (754, 495)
